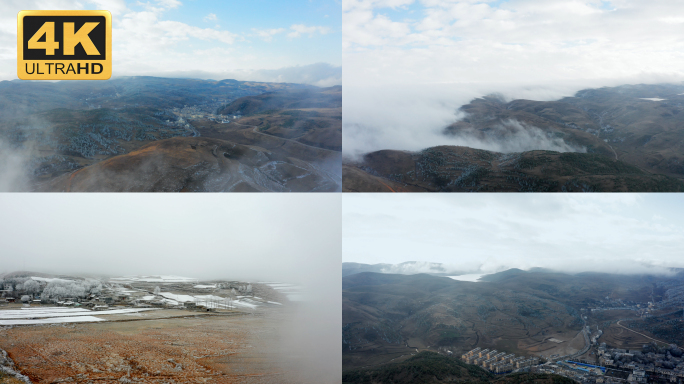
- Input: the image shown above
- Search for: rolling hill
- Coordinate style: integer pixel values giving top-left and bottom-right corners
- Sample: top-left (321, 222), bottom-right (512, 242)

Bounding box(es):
top-left (342, 268), bottom-right (684, 372)
top-left (344, 83), bottom-right (684, 192)
top-left (343, 146), bottom-right (684, 192)
top-left (0, 77), bottom-right (340, 192)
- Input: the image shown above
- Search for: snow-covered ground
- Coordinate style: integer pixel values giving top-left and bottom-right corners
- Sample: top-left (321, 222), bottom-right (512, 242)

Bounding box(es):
top-left (0, 307), bottom-right (160, 325)
top-left (193, 284), bottom-right (216, 289)
top-left (158, 292), bottom-right (195, 303)
top-left (1, 316), bottom-right (104, 326)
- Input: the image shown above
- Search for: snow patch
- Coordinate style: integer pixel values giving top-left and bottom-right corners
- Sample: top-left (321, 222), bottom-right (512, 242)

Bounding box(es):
top-left (193, 284), bottom-right (216, 289)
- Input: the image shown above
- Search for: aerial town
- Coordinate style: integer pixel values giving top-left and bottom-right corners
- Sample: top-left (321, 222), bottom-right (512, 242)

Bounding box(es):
top-left (461, 347), bottom-right (540, 373)
top-left (460, 342), bottom-right (684, 383)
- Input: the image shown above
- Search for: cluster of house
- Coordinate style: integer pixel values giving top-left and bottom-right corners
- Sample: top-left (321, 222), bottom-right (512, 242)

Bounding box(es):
top-left (1, 293), bottom-right (194, 311)
top-left (597, 344), bottom-right (684, 383)
top-left (461, 347), bottom-right (540, 374)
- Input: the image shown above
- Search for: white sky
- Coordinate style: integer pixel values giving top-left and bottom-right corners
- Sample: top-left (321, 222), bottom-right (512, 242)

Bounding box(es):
top-left (1, 0), bottom-right (341, 85)
top-left (0, 194), bottom-right (341, 290)
top-left (0, 193), bottom-right (342, 382)
top-left (343, 194), bottom-right (684, 275)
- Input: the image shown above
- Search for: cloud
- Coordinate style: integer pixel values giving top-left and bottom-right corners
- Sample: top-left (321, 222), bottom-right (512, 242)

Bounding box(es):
top-left (288, 24), bottom-right (332, 38)
top-left (342, 1), bottom-right (684, 156)
top-left (0, 1), bottom-right (340, 80)
top-left (343, 82), bottom-right (592, 157)
top-left (343, 194), bottom-right (684, 275)
top-left (253, 27), bottom-right (286, 42)
top-left (343, 0), bottom-right (684, 86)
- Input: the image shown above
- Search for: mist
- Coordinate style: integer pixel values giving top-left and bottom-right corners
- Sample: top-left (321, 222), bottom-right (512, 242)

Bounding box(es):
top-left (342, 77), bottom-right (683, 158)
top-left (0, 137), bottom-right (30, 192)
top-left (0, 193), bottom-right (342, 383)
top-left (343, 194), bottom-right (684, 277)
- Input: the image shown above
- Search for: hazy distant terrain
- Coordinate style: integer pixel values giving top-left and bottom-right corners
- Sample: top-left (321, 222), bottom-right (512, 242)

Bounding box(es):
top-left (342, 266), bottom-right (684, 372)
top-left (0, 77), bottom-right (341, 192)
top-left (344, 84), bottom-right (684, 192)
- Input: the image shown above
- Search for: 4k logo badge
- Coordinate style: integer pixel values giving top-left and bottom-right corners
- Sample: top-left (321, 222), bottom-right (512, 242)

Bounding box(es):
top-left (17, 10), bottom-right (112, 80)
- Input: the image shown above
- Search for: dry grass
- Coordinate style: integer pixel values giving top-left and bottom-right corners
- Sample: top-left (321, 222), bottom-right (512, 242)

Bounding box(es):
top-left (0, 310), bottom-right (295, 384)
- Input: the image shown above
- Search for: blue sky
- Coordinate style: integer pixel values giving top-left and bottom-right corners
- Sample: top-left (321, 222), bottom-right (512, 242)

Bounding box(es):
top-left (128, 0), bottom-right (341, 67)
top-left (0, 0), bottom-right (341, 85)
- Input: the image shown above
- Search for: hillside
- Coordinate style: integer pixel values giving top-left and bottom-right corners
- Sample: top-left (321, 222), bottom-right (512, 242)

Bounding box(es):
top-left (342, 351), bottom-right (575, 384)
top-left (215, 86), bottom-right (341, 151)
top-left (0, 77), bottom-right (340, 191)
top-left (343, 146), bottom-right (684, 192)
top-left (446, 84), bottom-right (684, 179)
top-left (35, 137), bottom-right (340, 192)
top-left (218, 86), bottom-right (341, 115)
top-left (344, 83), bottom-right (684, 192)
top-left (343, 269), bottom-right (684, 371)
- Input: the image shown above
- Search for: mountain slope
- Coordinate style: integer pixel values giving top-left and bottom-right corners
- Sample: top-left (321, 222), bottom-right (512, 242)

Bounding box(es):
top-left (343, 269), bottom-right (684, 371)
top-left (343, 146), bottom-right (684, 192)
top-left (37, 137), bottom-right (339, 192)
top-left (345, 83), bottom-right (684, 192)
top-left (343, 352), bottom-right (575, 384)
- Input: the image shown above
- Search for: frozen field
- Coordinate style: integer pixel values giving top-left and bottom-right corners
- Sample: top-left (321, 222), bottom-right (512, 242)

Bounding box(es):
top-left (0, 307), bottom-right (160, 325)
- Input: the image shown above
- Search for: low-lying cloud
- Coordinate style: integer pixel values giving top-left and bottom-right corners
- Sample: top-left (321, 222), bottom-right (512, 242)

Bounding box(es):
top-left (342, 78), bottom-right (679, 158)
top-left (447, 119), bottom-right (586, 154)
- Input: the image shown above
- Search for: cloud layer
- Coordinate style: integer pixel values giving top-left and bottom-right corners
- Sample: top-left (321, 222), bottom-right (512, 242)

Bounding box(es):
top-left (343, 0), bottom-right (684, 155)
top-left (343, 194), bottom-right (684, 276)
top-left (344, 0), bottom-right (684, 86)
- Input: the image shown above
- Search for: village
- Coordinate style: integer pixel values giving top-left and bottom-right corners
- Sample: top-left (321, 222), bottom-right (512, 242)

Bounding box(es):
top-left (0, 274), bottom-right (293, 325)
top-left (458, 342), bottom-right (684, 384)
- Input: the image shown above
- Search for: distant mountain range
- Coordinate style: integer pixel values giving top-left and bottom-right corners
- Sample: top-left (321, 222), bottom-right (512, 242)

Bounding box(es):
top-left (344, 83), bottom-right (684, 192)
top-left (342, 262), bottom-right (469, 277)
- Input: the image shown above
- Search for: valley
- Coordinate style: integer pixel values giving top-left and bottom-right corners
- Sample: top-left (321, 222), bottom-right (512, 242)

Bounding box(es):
top-left (342, 267), bottom-right (684, 383)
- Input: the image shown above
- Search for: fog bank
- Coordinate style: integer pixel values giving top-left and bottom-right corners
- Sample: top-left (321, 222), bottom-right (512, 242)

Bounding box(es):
top-left (342, 78), bottom-right (684, 158)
